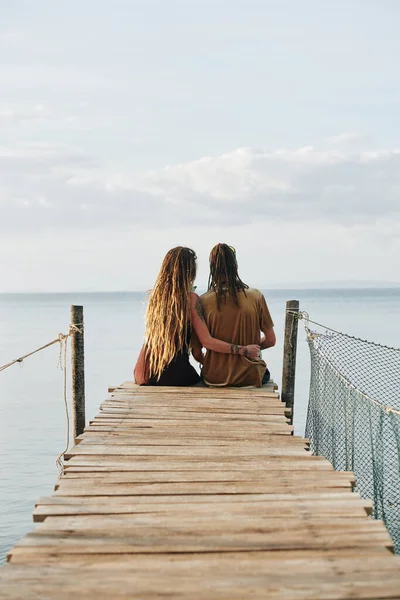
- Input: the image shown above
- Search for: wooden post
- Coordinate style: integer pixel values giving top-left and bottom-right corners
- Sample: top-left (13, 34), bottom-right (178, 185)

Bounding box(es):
top-left (281, 300), bottom-right (299, 425)
top-left (71, 305), bottom-right (85, 438)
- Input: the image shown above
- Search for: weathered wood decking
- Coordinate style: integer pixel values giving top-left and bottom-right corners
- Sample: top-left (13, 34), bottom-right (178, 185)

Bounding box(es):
top-left (1, 382), bottom-right (400, 599)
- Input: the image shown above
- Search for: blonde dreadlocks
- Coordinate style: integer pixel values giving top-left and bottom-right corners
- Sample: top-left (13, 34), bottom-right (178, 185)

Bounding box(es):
top-left (145, 247), bottom-right (197, 381)
top-left (208, 243), bottom-right (248, 309)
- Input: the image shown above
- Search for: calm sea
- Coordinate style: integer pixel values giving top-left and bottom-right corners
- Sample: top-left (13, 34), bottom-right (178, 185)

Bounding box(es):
top-left (1, 288), bottom-right (399, 563)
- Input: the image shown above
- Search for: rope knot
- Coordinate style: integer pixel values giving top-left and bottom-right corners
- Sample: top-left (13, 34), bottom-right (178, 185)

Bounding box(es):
top-left (69, 324), bottom-right (82, 335)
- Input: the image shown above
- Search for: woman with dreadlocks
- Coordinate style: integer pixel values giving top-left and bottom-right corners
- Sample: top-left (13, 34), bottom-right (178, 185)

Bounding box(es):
top-left (198, 243), bottom-right (276, 387)
top-left (134, 246), bottom-right (260, 386)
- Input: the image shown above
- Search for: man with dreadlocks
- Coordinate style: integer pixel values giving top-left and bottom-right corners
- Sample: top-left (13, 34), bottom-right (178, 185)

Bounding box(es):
top-left (193, 243), bottom-right (276, 387)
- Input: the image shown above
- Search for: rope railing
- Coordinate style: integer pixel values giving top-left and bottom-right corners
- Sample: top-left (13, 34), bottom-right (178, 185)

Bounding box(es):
top-left (292, 307), bottom-right (400, 553)
top-left (0, 324), bottom-right (81, 372)
top-left (0, 322), bottom-right (83, 478)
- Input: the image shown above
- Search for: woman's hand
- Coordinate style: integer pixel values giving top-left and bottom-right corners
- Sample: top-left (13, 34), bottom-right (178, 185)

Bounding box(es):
top-left (245, 344), bottom-right (261, 358)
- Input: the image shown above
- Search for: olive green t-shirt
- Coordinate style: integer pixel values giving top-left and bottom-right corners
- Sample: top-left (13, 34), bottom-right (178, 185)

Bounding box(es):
top-left (199, 288), bottom-right (274, 387)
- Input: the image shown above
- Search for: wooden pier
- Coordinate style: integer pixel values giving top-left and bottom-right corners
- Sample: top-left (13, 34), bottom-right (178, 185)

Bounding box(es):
top-left (1, 381), bottom-right (400, 599)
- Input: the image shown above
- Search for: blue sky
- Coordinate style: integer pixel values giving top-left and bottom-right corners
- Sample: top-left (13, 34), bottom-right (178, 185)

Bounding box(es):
top-left (1, 1), bottom-right (399, 291)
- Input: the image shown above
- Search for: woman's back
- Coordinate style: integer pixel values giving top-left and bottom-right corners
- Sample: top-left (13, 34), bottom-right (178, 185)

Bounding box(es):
top-left (144, 322), bottom-right (200, 386)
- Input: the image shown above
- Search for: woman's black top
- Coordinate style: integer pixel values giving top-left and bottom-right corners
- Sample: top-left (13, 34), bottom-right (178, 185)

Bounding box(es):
top-left (144, 325), bottom-right (201, 387)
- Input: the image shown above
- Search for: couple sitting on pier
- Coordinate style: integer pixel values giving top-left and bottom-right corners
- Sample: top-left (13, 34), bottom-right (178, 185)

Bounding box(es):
top-left (134, 243), bottom-right (276, 387)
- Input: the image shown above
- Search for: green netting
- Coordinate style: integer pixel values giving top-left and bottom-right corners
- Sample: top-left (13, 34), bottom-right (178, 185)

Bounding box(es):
top-left (301, 313), bottom-right (400, 553)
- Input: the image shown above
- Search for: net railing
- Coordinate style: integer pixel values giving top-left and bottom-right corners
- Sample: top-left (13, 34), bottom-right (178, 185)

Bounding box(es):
top-left (299, 312), bottom-right (400, 553)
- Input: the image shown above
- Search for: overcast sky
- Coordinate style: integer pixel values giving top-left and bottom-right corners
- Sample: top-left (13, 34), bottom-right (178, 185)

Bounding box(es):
top-left (1, 0), bottom-right (399, 292)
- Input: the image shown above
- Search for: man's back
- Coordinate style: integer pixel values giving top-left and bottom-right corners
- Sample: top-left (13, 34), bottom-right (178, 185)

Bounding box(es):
top-left (200, 288), bottom-right (273, 387)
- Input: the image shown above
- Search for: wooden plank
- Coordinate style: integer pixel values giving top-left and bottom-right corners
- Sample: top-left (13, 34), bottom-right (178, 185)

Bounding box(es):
top-left (64, 445), bottom-right (311, 460)
top-left (63, 456), bottom-right (336, 471)
top-left (91, 413), bottom-right (289, 422)
top-left (53, 482), bottom-right (356, 496)
top-left (4, 563), bottom-right (400, 599)
top-left (33, 497), bottom-right (373, 522)
top-left (101, 395), bottom-right (283, 404)
top-left (6, 551), bottom-right (400, 600)
top-left (78, 430), bottom-right (295, 440)
top-left (10, 516), bottom-right (393, 554)
top-left (99, 408), bottom-right (289, 418)
top-left (60, 470), bottom-right (356, 483)
top-left (42, 491), bottom-right (362, 504)
top-left (5, 545), bottom-right (394, 565)
top-left (113, 382), bottom-right (279, 392)
top-left (101, 396), bottom-right (282, 406)
top-left (120, 383), bottom-right (280, 390)
top-left (66, 436), bottom-right (309, 448)
top-left (74, 434), bottom-right (301, 447)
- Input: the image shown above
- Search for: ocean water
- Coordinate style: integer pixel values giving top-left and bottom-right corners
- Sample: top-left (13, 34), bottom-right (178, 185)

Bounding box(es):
top-left (0, 288), bottom-right (399, 564)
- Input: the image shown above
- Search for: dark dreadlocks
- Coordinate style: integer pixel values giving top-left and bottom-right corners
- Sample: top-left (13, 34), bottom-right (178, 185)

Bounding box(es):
top-left (207, 244), bottom-right (249, 309)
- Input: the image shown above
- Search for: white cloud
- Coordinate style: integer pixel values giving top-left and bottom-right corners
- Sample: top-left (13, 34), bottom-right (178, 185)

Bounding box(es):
top-left (1, 139), bottom-right (400, 236)
top-left (79, 143), bottom-right (400, 224)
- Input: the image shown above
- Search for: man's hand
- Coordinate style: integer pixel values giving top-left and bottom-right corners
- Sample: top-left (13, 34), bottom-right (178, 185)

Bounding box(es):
top-left (245, 344), bottom-right (261, 358)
